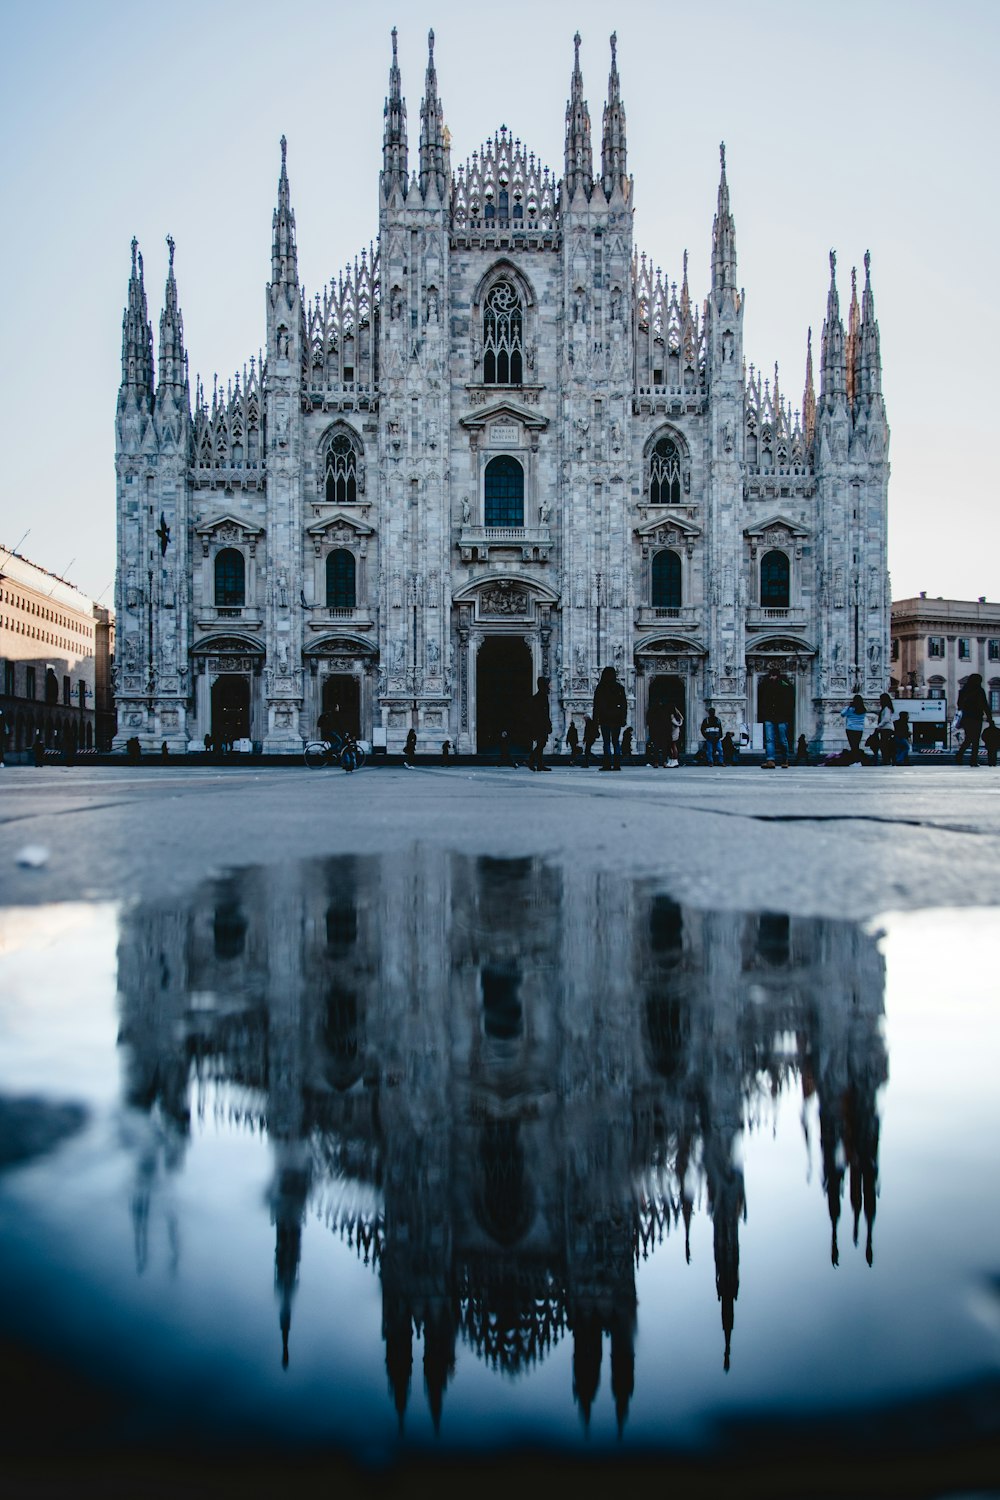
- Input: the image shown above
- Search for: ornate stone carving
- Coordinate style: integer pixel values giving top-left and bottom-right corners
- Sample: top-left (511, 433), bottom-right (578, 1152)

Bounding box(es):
top-left (480, 584), bottom-right (528, 617)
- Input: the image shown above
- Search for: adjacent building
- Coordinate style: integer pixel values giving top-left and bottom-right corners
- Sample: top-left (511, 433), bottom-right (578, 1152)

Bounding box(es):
top-left (114, 29), bottom-right (890, 757)
top-left (891, 594), bottom-right (1000, 716)
top-left (0, 546), bottom-right (115, 756)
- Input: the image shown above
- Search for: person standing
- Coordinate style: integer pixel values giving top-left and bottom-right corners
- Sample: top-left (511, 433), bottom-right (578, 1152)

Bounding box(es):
top-left (758, 664), bottom-right (793, 768)
top-left (593, 666), bottom-right (628, 772)
top-left (840, 694), bottom-right (868, 765)
top-left (403, 727), bottom-right (417, 767)
top-left (955, 673), bottom-right (994, 768)
top-left (621, 726), bottom-right (633, 763)
top-left (875, 693), bottom-right (895, 765)
top-left (566, 719), bottom-right (580, 762)
top-left (893, 711), bottom-right (911, 765)
top-left (527, 676), bottom-right (552, 771)
top-left (701, 707), bottom-right (724, 765)
top-left (667, 705), bottom-right (684, 767)
top-left (646, 698), bottom-right (669, 768)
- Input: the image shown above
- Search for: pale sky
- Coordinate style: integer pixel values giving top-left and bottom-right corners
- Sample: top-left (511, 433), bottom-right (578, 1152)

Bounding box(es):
top-left (1, 0), bottom-right (997, 604)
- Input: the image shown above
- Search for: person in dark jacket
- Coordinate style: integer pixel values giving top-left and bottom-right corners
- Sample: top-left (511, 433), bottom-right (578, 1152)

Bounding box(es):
top-left (700, 707), bottom-right (724, 765)
top-left (646, 698), bottom-right (669, 767)
top-left (582, 714), bottom-right (599, 767)
top-left (593, 666), bottom-right (628, 771)
top-left (758, 665), bottom-right (794, 767)
top-left (527, 676), bottom-right (552, 771)
top-left (955, 674), bottom-right (994, 767)
top-left (566, 719), bottom-right (581, 762)
top-left (403, 727), bottom-right (417, 766)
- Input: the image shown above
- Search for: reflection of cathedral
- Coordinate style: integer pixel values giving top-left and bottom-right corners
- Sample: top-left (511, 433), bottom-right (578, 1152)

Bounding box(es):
top-left (114, 29), bottom-right (889, 756)
top-left (116, 854), bottom-right (886, 1422)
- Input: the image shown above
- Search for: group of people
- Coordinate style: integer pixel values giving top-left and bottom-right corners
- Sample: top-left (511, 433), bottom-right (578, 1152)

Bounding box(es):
top-left (839, 674), bottom-right (997, 767)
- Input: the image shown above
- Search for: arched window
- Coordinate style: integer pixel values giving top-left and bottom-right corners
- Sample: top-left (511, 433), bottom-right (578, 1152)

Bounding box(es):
top-left (649, 437), bottom-right (682, 505)
top-left (483, 280), bottom-right (523, 385)
top-left (651, 550), bottom-right (682, 609)
top-left (215, 548), bottom-right (245, 607)
top-left (760, 549), bottom-right (790, 609)
top-left (325, 434), bottom-right (358, 505)
top-left (326, 548), bottom-right (356, 609)
top-left (484, 455), bottom-right (524, 527)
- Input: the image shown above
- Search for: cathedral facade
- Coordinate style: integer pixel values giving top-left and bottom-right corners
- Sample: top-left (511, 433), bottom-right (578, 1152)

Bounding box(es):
top-left (113, 30), bottom-right (890, 756)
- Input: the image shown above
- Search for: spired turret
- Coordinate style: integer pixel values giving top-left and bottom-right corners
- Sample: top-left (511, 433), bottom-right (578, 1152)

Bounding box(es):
top-left (819, 250), bottom-right (847, 408)
top-left (117, 238), bottom-right (154, 448)
top-left (419, 29), bottom-right (448, 204)
top-left (381, 26), bottom-right (408, 204)
top-left (563, 32), bottom-right (593, 204)
top-left (600, 31), bottom-right (629, 204)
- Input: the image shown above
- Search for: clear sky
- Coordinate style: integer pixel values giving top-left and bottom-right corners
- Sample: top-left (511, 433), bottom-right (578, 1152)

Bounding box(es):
top-left (1, 0), bottom-right (997, 604)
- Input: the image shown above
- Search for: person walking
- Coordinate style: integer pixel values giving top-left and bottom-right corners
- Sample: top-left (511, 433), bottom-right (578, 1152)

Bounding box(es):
top-left (701, 706), bottom-right (724, 765)
top-left (582, 714), bottom-right (599, 767)
top-left (955, 673), bottom-right (994, 767)
top-left (646, 698), bottom-right (669, 767)
top-left (593, 666), bottom-right (628, 772)
top-left (566, 719), bottom-right (580, 762)
top-left (875, 693), bottom-right (896, 765)
top-left (893, 711), bottom-right (912, 765)
top-left (758, 664), bottom-right (793, 768)
top-left (403, 727), bottom-right (417, 767)
top-left (527, 676), bottom-right (552, 771)
top-left (840, 694), bottom-right (868, 765)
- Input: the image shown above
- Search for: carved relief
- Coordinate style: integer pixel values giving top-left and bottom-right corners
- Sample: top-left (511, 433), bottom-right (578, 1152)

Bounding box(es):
top-left (480, 585), bottom-right (528, 617)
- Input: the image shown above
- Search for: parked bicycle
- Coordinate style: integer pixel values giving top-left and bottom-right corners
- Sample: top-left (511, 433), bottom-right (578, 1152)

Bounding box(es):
top-left (304, 732), bottom-right (367, 773)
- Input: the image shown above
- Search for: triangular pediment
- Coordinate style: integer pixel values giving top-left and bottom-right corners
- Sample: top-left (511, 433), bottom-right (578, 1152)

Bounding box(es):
top-left (194, 512), bottom-right (265, 539)
top-left (306, 510), bottom-right (374, 539)
top-left (743, 513), bottom-right (809, 540)
top-left (459, 399), bottom-right (549, 433)
top-left (635, 515), bottom-right (701, 541)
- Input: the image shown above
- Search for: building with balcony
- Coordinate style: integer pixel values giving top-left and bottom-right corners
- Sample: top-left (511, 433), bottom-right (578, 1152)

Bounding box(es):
top-left (114, 29), bottom-right (889, 756)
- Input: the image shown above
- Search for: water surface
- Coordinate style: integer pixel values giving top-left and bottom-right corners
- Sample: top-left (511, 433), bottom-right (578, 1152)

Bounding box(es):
top-left (0, 854), bottom-right (998, 1481)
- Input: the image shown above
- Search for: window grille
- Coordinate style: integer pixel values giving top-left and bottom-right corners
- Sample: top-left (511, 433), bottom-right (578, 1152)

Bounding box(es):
top-left (326, 549), bottom-right (357, 610)
top-left (484, 456), bottom-right (524, 527)
top-left (649, 437), bottom-right (681, 505)
top-left (760, 550), bottom-right (790, 609)
top-left (215, 548), bottom-right (246, 607)
top-left (483, 281), bottom-right (523, 385)
top-left (325, 434), bottom-right (358, 505)
top-left (651, 550), bottom-right (682, 610)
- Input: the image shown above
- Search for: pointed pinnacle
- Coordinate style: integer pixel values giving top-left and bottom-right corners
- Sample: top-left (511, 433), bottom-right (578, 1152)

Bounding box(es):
top-left (391, 24), bottom-right (398, 59)
top-left (166, 234), bottom-right (175, 270)
top-left (720, 141), bottom-right (726, 172)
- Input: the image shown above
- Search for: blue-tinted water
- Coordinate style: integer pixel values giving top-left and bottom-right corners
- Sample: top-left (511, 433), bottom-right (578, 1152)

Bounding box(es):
top-left (0, 855), bottom-right (998, 1483)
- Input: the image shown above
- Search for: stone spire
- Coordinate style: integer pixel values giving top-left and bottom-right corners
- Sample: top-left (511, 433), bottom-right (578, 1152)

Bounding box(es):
top-left (601, 31), bottom-right (628, 201)
top-left (846, 263), bottom-right (861, 407)
top-left (563, 32), bottom-right (593, 201)
top-left (156, 235), bottom-right (187, 402)
top-left (419, 29), bottom-right (448, 202)
top-left (382, 26), bottom-right (408, 196)
top-left (858, 250), bottom-right (882, 401)
top-left (820, 250), bottom-right (847, 404)
top-left (711, 143), bottom-right (738, 295)
top-left (119, 237), bottom-right (154, 415)
top-left (271, 135), bottom-right (298, 290)
top-left (803, 326), bottom-right (816, 448)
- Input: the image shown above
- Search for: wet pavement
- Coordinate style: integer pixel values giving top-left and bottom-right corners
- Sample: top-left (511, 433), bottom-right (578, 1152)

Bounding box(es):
top-left (1, 766), bottom-right (999, 1495)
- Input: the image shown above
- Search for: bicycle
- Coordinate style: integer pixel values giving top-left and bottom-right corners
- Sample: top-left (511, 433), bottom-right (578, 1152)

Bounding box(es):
top-left (304, 733), bottom-right (367, 772)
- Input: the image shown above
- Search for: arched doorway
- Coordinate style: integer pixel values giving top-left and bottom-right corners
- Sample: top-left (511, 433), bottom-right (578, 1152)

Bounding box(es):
top-left (648, 674), bottom-right (686, 752)
top-left (321, 674), bottom-right (360, 738)
top-left (476, 636), bottom-right (532, 754)
top-left (211, 676), bottom-right (251, 747)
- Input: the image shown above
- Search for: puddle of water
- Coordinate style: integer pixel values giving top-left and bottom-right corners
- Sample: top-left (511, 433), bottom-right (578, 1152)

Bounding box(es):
top-left (0, 855), bottom-right (998, 1476)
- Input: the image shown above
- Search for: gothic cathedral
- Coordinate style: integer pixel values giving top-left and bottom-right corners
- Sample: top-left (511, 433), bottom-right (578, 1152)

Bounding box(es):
top-left (114, 31), bottom-right (890, 756)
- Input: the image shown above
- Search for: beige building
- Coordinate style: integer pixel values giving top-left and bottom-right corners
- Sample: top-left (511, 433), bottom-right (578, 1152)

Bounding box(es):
top-left (0, 546), bottom-right (115, 757)
top-left (891, 594), bottom-right (1000, 718)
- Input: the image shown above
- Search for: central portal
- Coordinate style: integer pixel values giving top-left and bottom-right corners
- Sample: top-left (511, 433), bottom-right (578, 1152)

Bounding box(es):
top-left (476, 636), bottom-right (532, 754)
